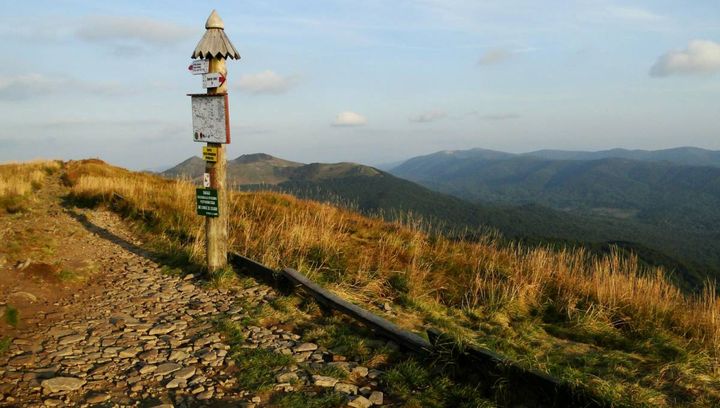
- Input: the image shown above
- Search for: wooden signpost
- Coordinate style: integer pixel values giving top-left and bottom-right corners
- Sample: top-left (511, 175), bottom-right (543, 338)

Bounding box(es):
top-left (189, 10), bottom-right (241, 272)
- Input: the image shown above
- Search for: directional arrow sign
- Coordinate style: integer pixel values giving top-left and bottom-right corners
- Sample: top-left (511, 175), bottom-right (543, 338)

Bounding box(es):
top-left (188, 60), bottom-right (209, 75)
top-left (202, 73), bottom-right (226, 88)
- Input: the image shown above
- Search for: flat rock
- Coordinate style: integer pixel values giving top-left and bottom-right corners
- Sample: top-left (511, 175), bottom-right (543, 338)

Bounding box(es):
top-left (9, 353), bottom-right (35, 366)
top-left (119, 347), bottom-right (141, 358)
top-left (312, 375), bottom-right (338, 388)
top-left (352, 366), bottom-right (369, 377)
top-left (169, 350), bottom-right (189, 362)
top-left (369, 391), bottom-right (383, 405)
top-left (41, 377), bottom-right (86, 393)
top-left (58, 334), bottom-right (85, 346)
top-left (155, 363), bottom-right (181, 376)
top-left (9, 291), bottom-right (37, 302)
top-left (275, 372), bottom-right (299, 383)
top-left (148, 323), bottom-right (175, 336)
top-left (334, 383), bottom-right (358, 395)
top-left (197, 389), bottom-right (214, 400)
top-left (348, 396), bottom-right (372, 408)
top-left (86, 393), bottom-right (110, 403)
top-left (139, 365), bottom-right (157, 375)
top-left (174, 366), bottom-right (196, 380)
top-left (166, 377), bottom-right (186, 389)
top-left (293, 343), bottom-right (318, 353)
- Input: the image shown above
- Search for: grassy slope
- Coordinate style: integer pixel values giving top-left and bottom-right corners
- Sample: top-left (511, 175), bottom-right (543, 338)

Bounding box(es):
top-left (392, 155), bottom-right (720, 286)
top-left (246, 175), bottom-right (704, 291)
top-left (164, 154), bottom-right (711, 290)
top-left (65, 160), bottom-right (720, 407)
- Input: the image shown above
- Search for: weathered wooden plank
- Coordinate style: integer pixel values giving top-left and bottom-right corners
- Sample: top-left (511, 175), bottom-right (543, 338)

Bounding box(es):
top-left (227, 253), bottom-right (431, 353)
top-left (281, 267), bottom-right (433, 354)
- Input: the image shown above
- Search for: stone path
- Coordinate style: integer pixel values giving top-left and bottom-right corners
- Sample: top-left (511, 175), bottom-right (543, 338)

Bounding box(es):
top-left (0, 208), bottom-right (387, 407)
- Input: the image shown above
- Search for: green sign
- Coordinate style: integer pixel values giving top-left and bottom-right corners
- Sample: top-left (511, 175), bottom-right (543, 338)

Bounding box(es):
top-left (196, 188), bottom-right (219, 217)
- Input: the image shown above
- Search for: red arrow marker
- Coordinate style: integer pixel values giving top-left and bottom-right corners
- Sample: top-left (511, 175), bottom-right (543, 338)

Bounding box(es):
top-left (219, 74), bottom-right (226, 85)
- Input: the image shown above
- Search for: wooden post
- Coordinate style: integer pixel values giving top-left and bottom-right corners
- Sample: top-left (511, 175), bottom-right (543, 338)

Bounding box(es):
top-left (206, 57), bottom-right (228, 271)
top-left (190, 10), bottom-right (241, 273)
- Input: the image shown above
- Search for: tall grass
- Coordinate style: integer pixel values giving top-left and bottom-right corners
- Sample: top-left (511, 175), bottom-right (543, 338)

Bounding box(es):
top-left (0, 160), bottom-right (61, 213)
top-left (64, 159), bottom-right (720, 405)
top-left (0, 160), bottom-right (59, 197)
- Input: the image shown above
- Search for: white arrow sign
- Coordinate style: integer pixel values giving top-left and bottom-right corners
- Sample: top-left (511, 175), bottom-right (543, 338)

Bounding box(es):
top-left (202, 73), bottom-right (226, 88)
top-left (188, 60), bottom-right (209, 75)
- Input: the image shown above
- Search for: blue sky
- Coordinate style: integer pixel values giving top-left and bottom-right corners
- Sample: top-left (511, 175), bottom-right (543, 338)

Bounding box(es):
top-left (1, 1), bottom-right (719, 169)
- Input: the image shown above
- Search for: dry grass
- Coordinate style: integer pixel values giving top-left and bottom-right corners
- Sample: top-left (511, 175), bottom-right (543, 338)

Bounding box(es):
top-left (64, 159), bottom-right (720, 406)
top-left (0, 160), bottom-right (61, 214)
top-left (0, 160), bottom-right (59, 197)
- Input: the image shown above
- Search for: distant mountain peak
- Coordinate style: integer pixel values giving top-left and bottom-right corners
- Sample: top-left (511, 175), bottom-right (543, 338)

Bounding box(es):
top-left (233, 153), bottom-right (277, 163)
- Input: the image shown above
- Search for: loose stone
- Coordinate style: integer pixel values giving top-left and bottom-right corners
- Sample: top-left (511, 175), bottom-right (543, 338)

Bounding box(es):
top-left (174, 366), bottom-right (196, 380)
top-left (293, 343), bottom-right (318, 353)
top-left (155, 363), bottom-right (181, 376)
top-left (275, 372), bottom-right (299, 383)
top-left (197, 389), bottom-right (214, 400)
top-left (312, 375), bottom-right (338, 388)
top-left (41, 377), bottom-right (86, 393)
top-left (369, 391), bottom-right (384, 405)
top-left (148, 323), bottom-right (175, 336)
top-left (58, 334), bottom-right (85, 346)
top-left (348, 395), bottom-right (373, 408)
top-left (86, 393), bottom-right (110, 403)
top-left (139, 365), bottom-right (157, 375)
top-left (334, 383), bottom-right (358, 395)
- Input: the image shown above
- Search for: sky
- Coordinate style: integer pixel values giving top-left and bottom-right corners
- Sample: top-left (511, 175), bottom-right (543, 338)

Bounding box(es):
top-left (1, 1), bottom-right (719, 170)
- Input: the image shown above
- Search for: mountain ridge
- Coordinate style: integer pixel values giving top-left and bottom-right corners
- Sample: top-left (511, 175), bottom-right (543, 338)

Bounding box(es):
top-left (162, 151), bottom-right (717, 289)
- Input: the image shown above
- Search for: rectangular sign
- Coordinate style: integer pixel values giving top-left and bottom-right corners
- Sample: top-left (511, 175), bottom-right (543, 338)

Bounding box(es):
top-left (202, 146), bottom-right (218, 162)
top-left (202, 73), bottom-right (225, 88)
top-left (203, 173), bottom-right (211, 188)
top-left (196, 188), bottom-right (219, 217)
top-left (190, 94), bottom-right (230, 144)
top-left (189, 60), bottom-right (209, 75)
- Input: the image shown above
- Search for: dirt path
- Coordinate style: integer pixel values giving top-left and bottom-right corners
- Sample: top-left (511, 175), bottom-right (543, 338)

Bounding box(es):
top-left (0, 173), bottom-right (386, 407)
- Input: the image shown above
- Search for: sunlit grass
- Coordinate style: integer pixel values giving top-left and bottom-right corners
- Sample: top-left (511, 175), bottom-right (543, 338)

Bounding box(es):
top-left (63, 159), bottom-right (720, 406)
top-left (0, 160), bottom-right (60, 213)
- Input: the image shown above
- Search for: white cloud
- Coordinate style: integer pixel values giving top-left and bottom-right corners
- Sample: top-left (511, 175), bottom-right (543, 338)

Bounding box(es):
top-left (605, 6), bottom-right (665, 22)
top-left (77, 16), bottom-right (195, 45)
top-left (332, 111), bottom-right (367, 127)
top-left (478, 48), bottom-right (511, 65)
top-left (236, 70), bottom-right (298, 94)
top-left (410, 110), bottom-right (446, 123)
top-left (0, 73), bottom-right (131, 101)
top-left (650, 40), bottom-right (720, 77)
top-left (0, 74), bottom-right (64, 100)
top-left (482, 113), bottom-right (520, 121)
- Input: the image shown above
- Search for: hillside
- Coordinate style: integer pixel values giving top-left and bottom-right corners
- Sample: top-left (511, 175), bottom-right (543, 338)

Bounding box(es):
top-left (391, 150), bottom-right (720, 286)
top-left (162, 153), bottom-right (304, 185)
top-left (49, 159), bottom-right (720, 407)
top-left (1, 160), bottom-right (490, 407)
top-left (162, 153), bottom-right (710, 290)
top-left (526, 146), bottom-right (720, 168)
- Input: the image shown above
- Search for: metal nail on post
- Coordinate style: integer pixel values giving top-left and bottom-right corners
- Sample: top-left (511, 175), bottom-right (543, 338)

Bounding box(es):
top-left (189, 10), bottom-right (240, 273)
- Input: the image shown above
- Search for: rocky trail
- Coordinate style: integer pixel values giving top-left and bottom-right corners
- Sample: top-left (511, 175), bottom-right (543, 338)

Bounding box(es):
top-left (0, 175), bottom-right (386, 407)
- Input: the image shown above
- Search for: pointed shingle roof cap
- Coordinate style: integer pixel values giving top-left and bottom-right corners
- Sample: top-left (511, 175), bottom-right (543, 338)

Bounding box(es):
top-left (205, 10), bottom-right (224, 29)
top-left (192, 10), bottom-right (241, 60)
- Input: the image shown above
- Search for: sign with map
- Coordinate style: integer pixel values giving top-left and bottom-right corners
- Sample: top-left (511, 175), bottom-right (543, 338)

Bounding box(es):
top-left (190, 94), bottom-right (230, 144)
